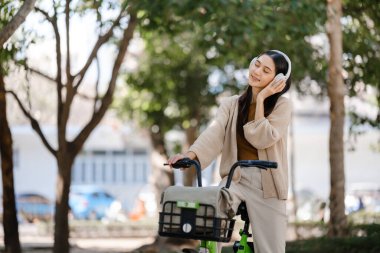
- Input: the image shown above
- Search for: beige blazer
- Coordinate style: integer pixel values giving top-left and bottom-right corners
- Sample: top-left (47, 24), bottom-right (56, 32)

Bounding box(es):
top-left (189, 95), bottom-right (292, 200)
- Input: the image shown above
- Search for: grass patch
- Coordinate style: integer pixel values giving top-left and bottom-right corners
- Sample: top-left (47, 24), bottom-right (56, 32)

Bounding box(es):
top-left (221, 224), bottom-right (380, 253)
top-left (286, 233), bottom-right (380, 253)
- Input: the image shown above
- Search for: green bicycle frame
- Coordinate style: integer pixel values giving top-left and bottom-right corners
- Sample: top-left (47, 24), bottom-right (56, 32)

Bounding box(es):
top-left (235, 228), bottom-right (253, 253)
top-left (198, 232), bottom-right (253, 253)
top-left (199, 240), bottom-right (217, 253)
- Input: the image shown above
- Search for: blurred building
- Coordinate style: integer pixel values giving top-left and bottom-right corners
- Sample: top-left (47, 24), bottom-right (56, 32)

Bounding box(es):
top-left (2, 123), bottom-right (152, 213)
top-left (291, 94), bottom-right (380, 200)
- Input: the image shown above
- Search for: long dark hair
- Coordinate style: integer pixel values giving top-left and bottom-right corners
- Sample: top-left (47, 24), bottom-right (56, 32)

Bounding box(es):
top-left (237, 50), bottom-right (292, 132)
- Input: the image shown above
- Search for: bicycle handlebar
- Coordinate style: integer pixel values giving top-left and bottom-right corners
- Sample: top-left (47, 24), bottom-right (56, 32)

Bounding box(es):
top-left (225, 160), bottom-right (277, 188)
top-left (237, 160), bottom-right (277, 169)
top-left (164, 158), bottom-right (277, 188)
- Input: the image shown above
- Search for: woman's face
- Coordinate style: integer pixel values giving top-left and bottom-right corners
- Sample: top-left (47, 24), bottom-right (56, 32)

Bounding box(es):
top-left (248, 54), bottom-right (276, 89)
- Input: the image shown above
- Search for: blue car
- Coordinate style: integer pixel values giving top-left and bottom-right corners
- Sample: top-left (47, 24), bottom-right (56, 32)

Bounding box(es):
top-left (16, 193), bottom-right (54, 223)
top-left (69, 186), bottom-right (117, 220)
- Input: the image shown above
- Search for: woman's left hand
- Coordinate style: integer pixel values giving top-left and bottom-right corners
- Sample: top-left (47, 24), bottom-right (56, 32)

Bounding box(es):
top-left (258, 79), bottom-right (286, 101)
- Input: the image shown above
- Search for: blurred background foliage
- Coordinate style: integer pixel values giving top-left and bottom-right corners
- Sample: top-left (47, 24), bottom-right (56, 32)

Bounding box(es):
top-left (117, 0), bottom-right (378, 149)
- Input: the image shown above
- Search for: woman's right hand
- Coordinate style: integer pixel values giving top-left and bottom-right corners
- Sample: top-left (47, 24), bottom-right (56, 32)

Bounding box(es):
top-left (167, 153), bottom-right (187, 167)
top-left (167, 151), bottom-right (196, 168)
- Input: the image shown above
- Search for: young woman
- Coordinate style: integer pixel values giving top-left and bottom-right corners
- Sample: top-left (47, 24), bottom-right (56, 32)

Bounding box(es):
top-left (167, 50), bottom-right (292, 253)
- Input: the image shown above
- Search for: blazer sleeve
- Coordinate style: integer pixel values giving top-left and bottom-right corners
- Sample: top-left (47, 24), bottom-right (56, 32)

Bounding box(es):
top-left (243, 97), bottom-right (292, 150)
top-left (188, 97), bottom-right (234, 169)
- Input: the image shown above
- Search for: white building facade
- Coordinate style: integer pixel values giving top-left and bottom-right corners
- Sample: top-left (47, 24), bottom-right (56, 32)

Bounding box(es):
top-left (5, 124), bottom-right (152, 212)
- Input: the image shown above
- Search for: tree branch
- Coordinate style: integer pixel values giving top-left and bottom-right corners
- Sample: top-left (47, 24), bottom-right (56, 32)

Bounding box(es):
top-left (6, 90), bottom-right (57, 157)
top-left (71, 11), bottom-right (138, 155)
top-left (35, 7), bottom-right (63, 107)
top-left (26, 66), bottom-right (95, 101)
top-left (34, 7), bottom-right (53, 25)
top-left (0, 0), bottom-right (37, 46)
top-left (93, 54), bottom-right (101, 113)
top-left (28, 67), bottom-right (56, 82)
top-left (72, 6), bottom-right (128, 89)
top-left (65, 0), bottom-right (71, 82)
top-left (59, 0), bottom-right (75, 134)
top-left (77, 92), bottom-right (96, 101)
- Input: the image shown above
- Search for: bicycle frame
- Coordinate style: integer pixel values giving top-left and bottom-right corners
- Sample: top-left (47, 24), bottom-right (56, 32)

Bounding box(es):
top-left (162, 158), bottom-right (277, 253)
top-left (199, 240), bottom-right (217, 252)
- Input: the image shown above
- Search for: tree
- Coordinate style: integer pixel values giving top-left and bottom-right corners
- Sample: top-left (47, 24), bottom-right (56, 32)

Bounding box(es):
top-left (6, 1), bottom-right (137, 252)
top-left (0, 76), bottom-right (21, 253)
top-left (326, 0), bottom-right (348, 237)
top-left (325, 1), bottom-right (380, 235)
top-left (0, 0), bottom-right (36, 46)
top-left (342, 1), bottom-right (380, 134)
top-left (0, 1), bottom-right (37, 252)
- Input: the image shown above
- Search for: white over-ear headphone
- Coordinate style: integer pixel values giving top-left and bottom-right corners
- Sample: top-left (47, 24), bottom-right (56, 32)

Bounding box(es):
top-left (251, 50), bottom-right (292, 86)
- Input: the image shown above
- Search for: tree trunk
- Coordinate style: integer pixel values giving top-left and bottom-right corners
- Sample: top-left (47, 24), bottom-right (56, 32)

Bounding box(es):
top-left (0, 1), bottom-right (36, 250)
top-left (53, 152), bottom-right (74, 253)
top-left (0, 74), bottom-right (22, 253)
top-left (326, 0), bottom-right (348, 237)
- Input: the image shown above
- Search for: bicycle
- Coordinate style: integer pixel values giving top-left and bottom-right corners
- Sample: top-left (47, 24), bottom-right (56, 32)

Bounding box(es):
top-left (159, 158), bottom-right (277, 253)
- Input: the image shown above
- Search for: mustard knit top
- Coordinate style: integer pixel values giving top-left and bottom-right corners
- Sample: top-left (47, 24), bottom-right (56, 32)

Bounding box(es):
top-left (237, 101), bottom-right (259, 161)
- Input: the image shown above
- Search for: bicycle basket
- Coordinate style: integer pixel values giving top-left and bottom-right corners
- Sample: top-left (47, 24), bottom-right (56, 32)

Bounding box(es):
top-left (158, 185), bottom-right (235, 242)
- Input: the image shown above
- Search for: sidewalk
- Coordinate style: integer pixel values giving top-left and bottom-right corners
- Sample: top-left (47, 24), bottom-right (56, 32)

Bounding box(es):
top-left (0, 235), bottom-right (155, 253)
top-left (0, 221), bottom-right (155, 252)
top-left (1, 220), bottom-right (322, 252)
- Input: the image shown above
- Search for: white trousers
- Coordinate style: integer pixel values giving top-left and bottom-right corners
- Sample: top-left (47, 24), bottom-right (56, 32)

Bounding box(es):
top-left (217, 167), bottom-right (287, 253)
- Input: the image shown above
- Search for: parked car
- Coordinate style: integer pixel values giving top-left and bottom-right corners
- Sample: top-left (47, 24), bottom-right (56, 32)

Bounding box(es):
top-left (16, 193), bottom-right (54, 223)
top-left (69, 186), bottom-right (121, 220)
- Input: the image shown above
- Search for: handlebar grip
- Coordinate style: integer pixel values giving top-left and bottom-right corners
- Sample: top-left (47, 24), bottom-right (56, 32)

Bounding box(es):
top-left (239, 160), bottom-right (278, 169)
top-left (261, 161), bottom-right (277, 168)
top-left (165, 158), bottom-right (194, 169)
top-left (164, 158), bottom-right (202, 187)
top-left (254, 161), bottom-right (277, 169)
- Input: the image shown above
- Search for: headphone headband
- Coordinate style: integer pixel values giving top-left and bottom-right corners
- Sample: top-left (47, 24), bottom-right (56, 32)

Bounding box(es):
top-left (250, 50), bottom-right (292, 79)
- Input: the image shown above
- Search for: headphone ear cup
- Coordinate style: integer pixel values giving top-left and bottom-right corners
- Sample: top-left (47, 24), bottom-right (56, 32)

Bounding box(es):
top-left (270, 73), bottom-right (286, 87)
top-left (276, 73), bottom-right (286, 81)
